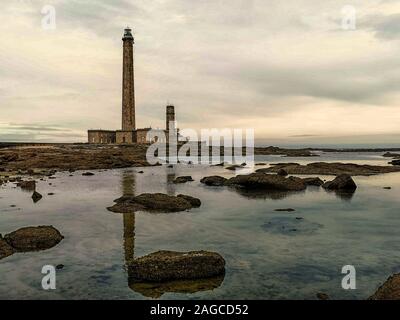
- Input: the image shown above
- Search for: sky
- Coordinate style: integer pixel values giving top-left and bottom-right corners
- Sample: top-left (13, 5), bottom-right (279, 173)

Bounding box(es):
top-left (1, 0), bottom-right (400, 146)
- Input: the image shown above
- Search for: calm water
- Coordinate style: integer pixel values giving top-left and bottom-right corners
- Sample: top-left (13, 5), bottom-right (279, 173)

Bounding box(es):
top-left (1, 152), bottom-right (400, 300)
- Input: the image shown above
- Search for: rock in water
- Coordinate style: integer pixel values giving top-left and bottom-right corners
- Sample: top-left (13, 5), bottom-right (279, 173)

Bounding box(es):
top-left (0, 236), bottom-right (15, 260)
top-left (32, 191), bottom-right (43, 203)
top-left (369, 274), bottom-right (400, 300)
top-left (177, 194), bottom-right (201, 208)
top-left (17, 180), bottom-right (36, 191)
top-left (82, 172), bottom-right (95, 176)
top-left (225, 165), bottom-right (242, 171)
top-left (108, 193), bottom-right (201, 213)
top-left (302, 177), bottom-right (324, 186)
top-left (316, 293), bottom-right (330, 300)
top-left (390, 159), bottom-right (400, 166)
top-left (200, 176), bottom-right (227, 186)
top-left (322, 174), bottom-right (357, 191)
top-left (4, 226), bottom-right (64, 252)
top-left (173, 176), bottom-right (194, 184)
top-left (128, 250), bottom-right (225, 282)
top-left (225, 173), bottom-right (306, 191)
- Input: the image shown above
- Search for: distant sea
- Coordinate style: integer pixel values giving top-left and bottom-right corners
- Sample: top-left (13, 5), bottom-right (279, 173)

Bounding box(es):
top-left (255, 143), bottom-right (400, 149)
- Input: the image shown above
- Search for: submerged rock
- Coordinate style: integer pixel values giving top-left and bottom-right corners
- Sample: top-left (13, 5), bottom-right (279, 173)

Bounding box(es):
top-left (262, 217), bottom-right (322, 236)
top-left (322, 174), bottom-right (357, 191)
top-left (0, 236), bottom-right (15, 260)
top-left (108, 193), bottom-right (201, 213)
top-left (82, 172), bottom-right (95, 176)
top-left (200, 176), bottom-right (228, 187)
top-left (128, 250), bottom-right (225, 282)
top-left (4, 226), bottom-right (64, 252)
top-left (225, 173), bottom-right (306, 191)
top-left (173, 176), bottom-right (194, 184)
top-left (369, 274), bottom-right (400, 300)
top-left (32, 191), bottom-right (43, 203)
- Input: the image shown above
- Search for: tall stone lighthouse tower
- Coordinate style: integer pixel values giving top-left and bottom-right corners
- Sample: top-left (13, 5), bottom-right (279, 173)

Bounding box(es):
top-left (116, 27), bottom-right (136, 143)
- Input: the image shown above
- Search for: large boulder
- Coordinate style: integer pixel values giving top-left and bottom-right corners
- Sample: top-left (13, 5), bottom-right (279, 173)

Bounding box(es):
top-left (4, 226), bottom-right (64, 252)
top-left (0, 236), bottom-right (15, 260)
top-left (108, 193), bottom-right (201, 213)
top-left (322, 174), bottom-right (357, 191)
top-left (369, 274), bottom-right (400, 300)
top-left (225, 173), bottom-right (306, 191)
top-left (200, 176), bottom-right (228, 187)
top-left (128, 250), bottom-right (225, 282)
top-left (173, 176), bottom-right (194, 184)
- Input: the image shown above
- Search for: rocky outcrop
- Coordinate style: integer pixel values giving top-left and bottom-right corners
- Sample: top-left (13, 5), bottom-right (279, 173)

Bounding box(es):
top-left (302, 177), bottom-right (324, 186)
top-left (0, 236), bottom-right (15, 260)
top-left (277, 169), bottom-right (288, 177)
top-left (0, 144), bottom-right (153, 173)
top-left (4, 226), bottom-right (64, 252)
top-left (108, 193), bottom-right (201, 213)
top-left (390, 160), bottom-right (400, 166)
top-left (257, 162), bottom-right (400, 176)
top-left (369, 274), bottom-right (400, 300)
top-left (225, 173), bottom-right (306, 191)
top-left (322, 174), bottom-right (357, 191)
top-left (128, 250), bottom-right (225, 282)
top-left (383, 152), bottom-right (400, 158)
top-left (200, 176), bottom-right (228, 187)
top-left (173, 176), bottom-right (194, 184)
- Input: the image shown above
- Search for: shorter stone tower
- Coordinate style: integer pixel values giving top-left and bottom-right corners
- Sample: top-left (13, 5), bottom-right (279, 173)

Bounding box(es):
top-left (166, 105), bottom-right (175, 131)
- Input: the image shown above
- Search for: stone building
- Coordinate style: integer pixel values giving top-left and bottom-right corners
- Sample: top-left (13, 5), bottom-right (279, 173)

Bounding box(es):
top-left (88, 27), bottom-right (177, 144)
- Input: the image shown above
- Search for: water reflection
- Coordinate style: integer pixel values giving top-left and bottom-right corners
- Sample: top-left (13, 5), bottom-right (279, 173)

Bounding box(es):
top-left (129, 276), bottom-right (225, 299)
top-left (119, 170), bottom-right (224, 298)
top-left (231, 187), bottom-right (305, 200)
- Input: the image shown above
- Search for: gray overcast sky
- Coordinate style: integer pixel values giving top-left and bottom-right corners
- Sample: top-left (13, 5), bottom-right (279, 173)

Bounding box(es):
top-left (1, 0), bottom-right (400, 146)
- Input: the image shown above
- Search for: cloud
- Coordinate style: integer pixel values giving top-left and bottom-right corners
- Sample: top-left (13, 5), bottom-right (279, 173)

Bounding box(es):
top-left (360, 13), bottom-right (400, 40)
top-left (0, 0), bottom-right (400, 145)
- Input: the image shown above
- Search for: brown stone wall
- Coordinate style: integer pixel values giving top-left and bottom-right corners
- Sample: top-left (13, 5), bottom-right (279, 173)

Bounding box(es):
top-left (122, 38), bottom-right (135, 131)
top-left (116, 131), bottom-right (135, 144)
top-left (88, 131), bottom-right (116, 144)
